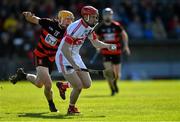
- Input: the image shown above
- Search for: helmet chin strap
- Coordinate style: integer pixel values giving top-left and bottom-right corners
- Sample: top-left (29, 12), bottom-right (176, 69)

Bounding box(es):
top-left (83, 15), bottom-right (98, 28)
top-left (86, 15), bottom-right (90, 22)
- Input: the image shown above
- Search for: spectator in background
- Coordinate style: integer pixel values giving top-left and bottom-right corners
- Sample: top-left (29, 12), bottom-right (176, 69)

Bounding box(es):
top-left (0, 0), bottom-right (180, 58)
top-left (3, 14), bottom-right (18, 33)
top-left (144, 22), bottom-right (153, 40)
top-left (0, 32), bottom-right (11, 57)
top-left (168, 15), bottom-right (180, 39)
top-left (152, 17), bottom-right (167, 40)
top-left (127, 15), bottom-right (143, 39)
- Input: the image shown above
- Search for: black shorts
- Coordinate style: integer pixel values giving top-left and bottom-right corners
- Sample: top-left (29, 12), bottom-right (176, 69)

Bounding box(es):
top-left (102, 55), bottom-right (121, 64)
top-left (34, 55), bottom-right (54, 74)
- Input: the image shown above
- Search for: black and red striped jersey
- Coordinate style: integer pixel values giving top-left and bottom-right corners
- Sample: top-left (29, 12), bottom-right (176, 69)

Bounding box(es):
top-left (95, 21), bottom-right (123, 55)
top-left (34, 18), bottom-right (66, 62)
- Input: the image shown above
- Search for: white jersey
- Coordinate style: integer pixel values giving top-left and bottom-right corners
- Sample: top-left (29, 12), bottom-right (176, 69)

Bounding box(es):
top-left (55, 19), bottom-right (97, 74)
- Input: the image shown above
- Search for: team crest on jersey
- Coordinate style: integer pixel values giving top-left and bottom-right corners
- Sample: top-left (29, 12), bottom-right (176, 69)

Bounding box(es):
top-left (82, 30), bottom-right (90, 37)
top-left (45, 34), bottom-right (57, 46)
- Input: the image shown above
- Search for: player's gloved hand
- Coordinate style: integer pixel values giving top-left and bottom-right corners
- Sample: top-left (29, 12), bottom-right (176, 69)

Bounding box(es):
top-left (123, 46), bottom-right (131, 55)
top-left (108, 44), bottom-right (117, 51)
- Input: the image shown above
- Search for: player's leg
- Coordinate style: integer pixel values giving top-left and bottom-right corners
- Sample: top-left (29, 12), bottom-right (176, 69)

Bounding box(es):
top-left (76, 71), bottom-right (91, 89)
top-left (103, 61), bottom-right (116, 96)
top-left (112, 64), bottom-right (121, 93)
top-left (111, 55), bottom-right (121, 93)
top-left (9, 65), bottom-right (58, 112)
top-left (62, 71), bottom-right (83, 114)
top-left (36, 66), bottom-right (58, 112)
top-left (25, 66), bottom-right (44, 88)
top-left (9, 56), bottom-right (44, 88)
top-left (28, 55), bottom-right (58, 112)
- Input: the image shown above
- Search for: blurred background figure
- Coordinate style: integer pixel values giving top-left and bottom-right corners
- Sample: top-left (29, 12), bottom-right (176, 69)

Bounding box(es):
top-left (152, 16), bottom-right (167, 40)
top-left (0, 0), bottom-right (180, 80)
top-left (95, 8), bottom-right (130, 96)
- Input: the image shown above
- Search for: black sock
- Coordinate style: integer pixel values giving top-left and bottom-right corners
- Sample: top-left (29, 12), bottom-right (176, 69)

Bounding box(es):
top-left (48, 100), bottom-right (54, 106)
top-left (113, 79), bottom-right (117, 85)
top-left (22, 73), bottom-right (27, 80)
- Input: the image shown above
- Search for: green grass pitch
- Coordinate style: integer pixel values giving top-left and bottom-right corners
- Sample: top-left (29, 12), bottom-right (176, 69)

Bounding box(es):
top-left (0, 80), bottom-right (180, 122)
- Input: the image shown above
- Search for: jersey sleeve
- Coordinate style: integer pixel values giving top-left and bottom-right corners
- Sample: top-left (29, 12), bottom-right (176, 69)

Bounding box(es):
top-left (88, 32), bottom-right (98, 41)
top-left (63, 24), bottom-right (77, 44)
top-left (117, 23), bottom-right (124, 33)
top-left (39, 18), bottom-right (52, 28)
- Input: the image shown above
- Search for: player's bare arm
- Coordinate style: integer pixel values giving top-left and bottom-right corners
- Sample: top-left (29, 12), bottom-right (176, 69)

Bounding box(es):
top-left (61, 39), bottom-right (80, 70)
top-left (22, 11), bottom-right (40, 24)
top-left (89, 34), bottom-right (116, 50)
top-left (122, 30), bottom-right (131, 55)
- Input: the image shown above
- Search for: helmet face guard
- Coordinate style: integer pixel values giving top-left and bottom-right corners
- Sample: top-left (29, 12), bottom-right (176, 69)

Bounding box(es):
top-left (81, 6), bottom-right (99, 27)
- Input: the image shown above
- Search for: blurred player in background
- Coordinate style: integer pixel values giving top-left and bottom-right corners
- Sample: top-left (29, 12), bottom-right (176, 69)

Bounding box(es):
top-left (55, 6), bottom-right (116, 114)
top-left (95, 8), bottom-right (130, 96)
top-left (9, 10), bottom-right (74, 112)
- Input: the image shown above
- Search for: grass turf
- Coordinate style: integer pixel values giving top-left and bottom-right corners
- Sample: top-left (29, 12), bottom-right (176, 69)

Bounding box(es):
top-left (0, 80), bottom-right (180, 122)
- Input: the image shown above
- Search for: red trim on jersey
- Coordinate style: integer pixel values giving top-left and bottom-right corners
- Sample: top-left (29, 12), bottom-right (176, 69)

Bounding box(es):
top-left (48, 57), bottom-right (55, 62)
top-left (40, 35), bottom-right (53, 48)
top-left (112, 21), bottom-right (121, 26)
top-left (92, 32), bottom-right (97, 40)
top-left (34, 49), bottom-right (46, 57)
top-left (64, 35), bottom-right (74, 44)
top-left (100, 50), bottom-right (122, 55)
top-left (42, 29), bottom-right (48, 35)
top-left (64, 35), bottom-right (84, 45)
top-left (59, 53), bottom-right (65, 74)
top-left (81, 19), bottom-right (88, 28)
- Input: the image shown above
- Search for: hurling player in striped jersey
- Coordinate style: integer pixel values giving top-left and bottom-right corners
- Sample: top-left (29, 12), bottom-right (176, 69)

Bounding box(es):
top-left (96, 8), bottom-right (130, 96)
top-left (9, 10), bottom-right (74, 112)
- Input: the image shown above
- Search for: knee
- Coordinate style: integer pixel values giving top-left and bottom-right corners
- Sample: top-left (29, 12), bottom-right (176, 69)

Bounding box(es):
top-left (36, 84), bottom-right (43, 88)
top-left (35, 80), bottom-right (43, 88)
top-left (83, 82), bottom-right (91, 89)
top-left (74, 83), bottom-right (83, 91)
top-left (103, 70), bottom-right (114, 81)
top-left (77, 85), bottom-right (83, 91)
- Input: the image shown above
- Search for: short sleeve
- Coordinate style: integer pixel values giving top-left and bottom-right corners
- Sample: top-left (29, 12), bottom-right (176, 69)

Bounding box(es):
top-left (117, 23), bottom-right (124, 33)
top-left (88, 32), bottom-right (98, 41)
top-left (92, 32), bottom-right (98, 40)
top-left (39, 18), bottom-right (52, 28)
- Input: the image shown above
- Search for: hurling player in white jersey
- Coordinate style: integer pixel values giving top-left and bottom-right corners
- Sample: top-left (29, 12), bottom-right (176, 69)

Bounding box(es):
top-left (55, 6), bottom-right (116, 114)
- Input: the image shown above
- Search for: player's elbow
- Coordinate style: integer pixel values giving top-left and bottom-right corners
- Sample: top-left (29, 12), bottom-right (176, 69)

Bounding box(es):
top-left (27, 17), bottom-right (39, 25)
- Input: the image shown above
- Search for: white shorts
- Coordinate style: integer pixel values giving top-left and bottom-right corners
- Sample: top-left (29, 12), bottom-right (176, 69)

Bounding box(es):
top-left (55, 49), bottom-right (87, 74)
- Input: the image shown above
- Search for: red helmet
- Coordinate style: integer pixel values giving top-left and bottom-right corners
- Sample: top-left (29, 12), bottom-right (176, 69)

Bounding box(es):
top-left (81, 6), bottom-right (99, 16)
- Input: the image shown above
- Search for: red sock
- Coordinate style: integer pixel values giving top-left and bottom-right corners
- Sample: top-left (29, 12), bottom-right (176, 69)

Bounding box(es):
top-left (62, 82), bottom-right (71, 89)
